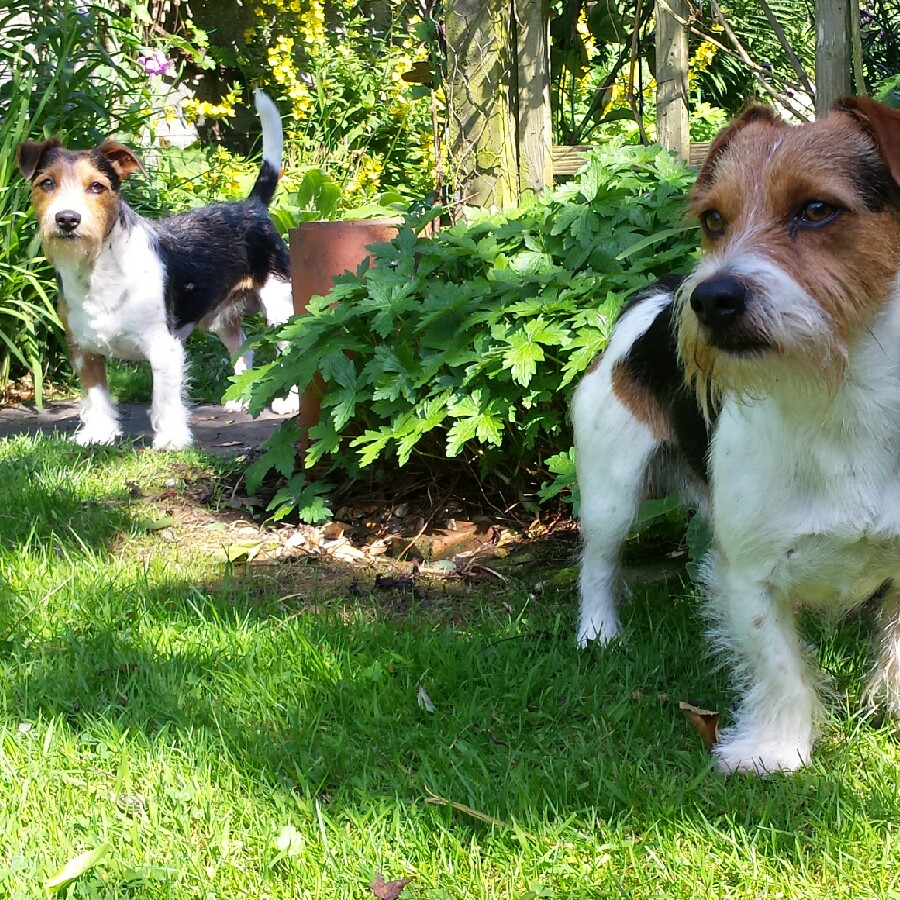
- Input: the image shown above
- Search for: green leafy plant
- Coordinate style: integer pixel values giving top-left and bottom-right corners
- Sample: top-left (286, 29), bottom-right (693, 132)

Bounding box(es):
top-left (230, 141), bottom-right (699, 522)
top-left (0, 77), bottom-right (61, 405)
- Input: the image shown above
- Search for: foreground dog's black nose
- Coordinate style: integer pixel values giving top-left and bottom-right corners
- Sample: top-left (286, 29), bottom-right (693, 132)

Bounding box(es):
top-left (55, 210), bottom-right (81, 232)
top-left (690, 276), bottom-right (747, 328)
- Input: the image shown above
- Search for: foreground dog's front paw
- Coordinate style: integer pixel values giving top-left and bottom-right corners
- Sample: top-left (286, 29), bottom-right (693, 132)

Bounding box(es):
top-left (713, 733), bottom-right (812, 775)
top-left (74, 421), bottom-right (122, 446)
top-left (576, 614), bottom-right (620, 649)
top-left (270, 387), bottom-right (300, 417)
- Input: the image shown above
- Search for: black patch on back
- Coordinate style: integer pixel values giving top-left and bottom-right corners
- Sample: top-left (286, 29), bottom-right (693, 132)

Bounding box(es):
top-left (151, 198), bottom-right (290, 331)
top-left (617, 278), bottom-right (713, 481)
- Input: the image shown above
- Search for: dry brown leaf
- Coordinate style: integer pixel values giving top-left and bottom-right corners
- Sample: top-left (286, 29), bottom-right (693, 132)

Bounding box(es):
top-left (679, 701), bottom-right (721, 750)
top-left (369, 871), bottom-right (413, 900)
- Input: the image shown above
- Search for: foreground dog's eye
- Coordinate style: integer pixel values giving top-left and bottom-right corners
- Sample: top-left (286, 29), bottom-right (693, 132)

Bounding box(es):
top-left (797, 201), bottom-right (840, 226)
top-left (87, 181), bottom-right (107, 195)
top-left (700, 209), bottom-right (726, 237)
top-left (37, 177), bottom-right (55, 192)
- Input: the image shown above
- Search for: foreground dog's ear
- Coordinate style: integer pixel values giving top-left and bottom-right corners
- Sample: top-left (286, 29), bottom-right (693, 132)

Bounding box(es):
top-left (98, 140), bottom-right (145, 180)
top-left (16, 139), bottom-right (62, 181)
top-left (833, 96), bottom-right (900, 188)
top-left (695, 106), bottom-right (784, 189)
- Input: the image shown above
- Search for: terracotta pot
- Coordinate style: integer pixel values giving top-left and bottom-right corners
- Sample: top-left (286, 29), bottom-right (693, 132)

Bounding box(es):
top-left (288, 219), bottom-right (401, 447)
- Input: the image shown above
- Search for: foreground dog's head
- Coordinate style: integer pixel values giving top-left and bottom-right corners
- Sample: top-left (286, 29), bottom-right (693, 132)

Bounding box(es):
top-left (677, 98), bottom-right (900, 406)
top-left (17, 139), bottom-right (144, 263)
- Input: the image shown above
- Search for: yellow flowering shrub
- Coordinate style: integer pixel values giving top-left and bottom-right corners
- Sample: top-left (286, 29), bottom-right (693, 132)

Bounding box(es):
top-left (235, 0), bottom-right (437, 210)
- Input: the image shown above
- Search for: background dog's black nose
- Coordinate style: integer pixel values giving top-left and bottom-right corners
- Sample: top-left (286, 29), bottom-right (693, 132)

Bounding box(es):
top-left (55, 210), bottom-right (81, 232)
top-left (690, 276), bottom-right (747, 328)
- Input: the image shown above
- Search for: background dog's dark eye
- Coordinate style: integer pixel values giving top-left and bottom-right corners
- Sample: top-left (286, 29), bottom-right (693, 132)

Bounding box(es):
top-left (701, 210), bottom-right (726, 237)
top-left (798, 201), bottom-right (839, 225)
top-left (87, 181), bottom-right (107, 194)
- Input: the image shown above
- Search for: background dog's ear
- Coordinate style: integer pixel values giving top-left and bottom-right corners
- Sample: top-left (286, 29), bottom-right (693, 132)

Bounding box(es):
top-left (16, 139), bottom-right (61, 181)
top-left (98, 140), bottom-right (145, 179)
top-left (695, 106), bottom-right (784, 190)
top-left (834, 96), bottom-right (900, 188)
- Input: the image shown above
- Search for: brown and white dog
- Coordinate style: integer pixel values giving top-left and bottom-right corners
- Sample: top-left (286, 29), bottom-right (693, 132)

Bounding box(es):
top-left (573, 97), bottom-right (900, 773)
top-left (17, 90), bottom-right (298, 450)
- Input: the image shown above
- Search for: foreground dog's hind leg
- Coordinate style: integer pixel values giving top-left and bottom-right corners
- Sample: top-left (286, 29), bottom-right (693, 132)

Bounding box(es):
top-left (572, 285), bottom-right (706, 647)
top-left (259, 275), bottom-right (300, 416)
top-left (146, 336), bottom-right (192, 450)
top-left (865, 591), bottom-right (900, 719)
top-left (707, 562), bottom-right (823, 774)
top-left (574, 364), bottom-right (661, 646)
top-left (72, 350), bottom-right (122, 446)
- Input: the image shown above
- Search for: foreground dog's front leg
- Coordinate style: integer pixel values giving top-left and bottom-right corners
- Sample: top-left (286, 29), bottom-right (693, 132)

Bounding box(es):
top-left (865, 590), bottom-right (900, 719)
top-left (708, 562), bottom-right (823, 774)
top-left (573, 366), bottom-right (661, 647)
top-left (73, 350), bottom-right (122, 446)
top-left (146, 337), bottom-right (192, 450)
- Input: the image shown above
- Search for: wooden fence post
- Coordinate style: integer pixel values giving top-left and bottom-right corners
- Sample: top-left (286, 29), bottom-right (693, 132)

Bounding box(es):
top-left (655, 0), bottom-right (690, 161)
top-left (445, 0), bottom-right (520, 208)
top-left (815, 0), bottom-right (852, 116)
top-left (515, 0), bottom-right (553, 194)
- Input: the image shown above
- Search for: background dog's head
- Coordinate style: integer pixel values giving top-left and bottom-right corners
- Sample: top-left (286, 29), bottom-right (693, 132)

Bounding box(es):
top-left (677, 98), bottom-right (900, 406)
top-left (17, 139), bottom-right (144, 263)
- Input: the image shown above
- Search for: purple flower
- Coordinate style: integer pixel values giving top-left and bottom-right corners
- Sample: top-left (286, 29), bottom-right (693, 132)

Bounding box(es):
top-left (138, 49), bottom-right (171, 77)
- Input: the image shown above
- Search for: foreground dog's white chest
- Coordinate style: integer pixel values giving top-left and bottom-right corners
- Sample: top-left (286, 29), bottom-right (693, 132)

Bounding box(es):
top-left (56, 225), bottom-right (167, 362)
top-left (712, 296), bottom-right (900, 607)
top-left (713, 395), bottom-right (900, 611)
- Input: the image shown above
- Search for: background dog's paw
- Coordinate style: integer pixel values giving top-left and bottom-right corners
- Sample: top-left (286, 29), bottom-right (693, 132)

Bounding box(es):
top-left (152, 430), bottom-right (193, 451)
top-left (270, 387), bottom-right (300, 417)
top-left (74, 422), bottom-right (122, 446)
top-left (223, 398), bottom-right (249, 414)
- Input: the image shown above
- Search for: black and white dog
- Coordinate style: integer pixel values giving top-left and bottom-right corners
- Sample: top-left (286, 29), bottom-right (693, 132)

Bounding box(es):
top-left (17, 90), bottom-right (297, 450)
top-left (574, 97), bottom-right (900, 773)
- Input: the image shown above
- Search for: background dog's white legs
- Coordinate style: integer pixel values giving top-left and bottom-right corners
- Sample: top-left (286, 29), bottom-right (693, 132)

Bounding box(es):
top-left (708, 562), bottom-right (823, 774)
top-left (72, 351), bottom-right (121, 446)
top-left (146, 337), bottom-right (193, 450)
top-left (573, 364), bottom-right (661, 647)
top-left (213, 318), bottom-right (253, 413)
top-left (77, 383), bottom-right (122, 446)
top-left (259, 275), bottom-right (300, 416)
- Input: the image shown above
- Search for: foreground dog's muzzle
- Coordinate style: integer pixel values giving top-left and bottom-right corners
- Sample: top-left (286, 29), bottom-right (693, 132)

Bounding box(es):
top-left (688, 275), bottom-right (770, 354)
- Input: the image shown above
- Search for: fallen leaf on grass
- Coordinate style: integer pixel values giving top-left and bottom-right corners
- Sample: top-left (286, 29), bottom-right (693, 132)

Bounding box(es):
top-left (212, 541), bottom-right (262, 563)
top-left (417, 683), bottom-right (435, 713)
top-left (132, 515), bottom-right (177, 533)
top-left (45, 844), bottom-right (111, 893)
top-left (679, 701), bottom-right (721, 750)
top-left (370, 871), bottom-right (413, 899)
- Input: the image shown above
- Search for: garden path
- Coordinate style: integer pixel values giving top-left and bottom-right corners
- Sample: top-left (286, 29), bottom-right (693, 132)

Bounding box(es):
top-left (0, 400), bottom-right (283, 454)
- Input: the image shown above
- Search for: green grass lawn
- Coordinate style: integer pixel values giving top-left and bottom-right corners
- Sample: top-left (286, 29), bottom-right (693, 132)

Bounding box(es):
top-left (0, 434), bottom-right (899, 899)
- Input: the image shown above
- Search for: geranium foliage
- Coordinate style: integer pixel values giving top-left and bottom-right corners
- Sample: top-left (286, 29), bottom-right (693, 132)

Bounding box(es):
top-left (230, 141), bottom-right (699, 522)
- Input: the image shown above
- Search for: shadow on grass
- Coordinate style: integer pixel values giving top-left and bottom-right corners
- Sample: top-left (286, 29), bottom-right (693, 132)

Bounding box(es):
top-left (1, 434), bottom-right (899, 895)
top-left (5, 552), bottom-right (896, 862)
top-left (0, 436), bottom-right (136, 552)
